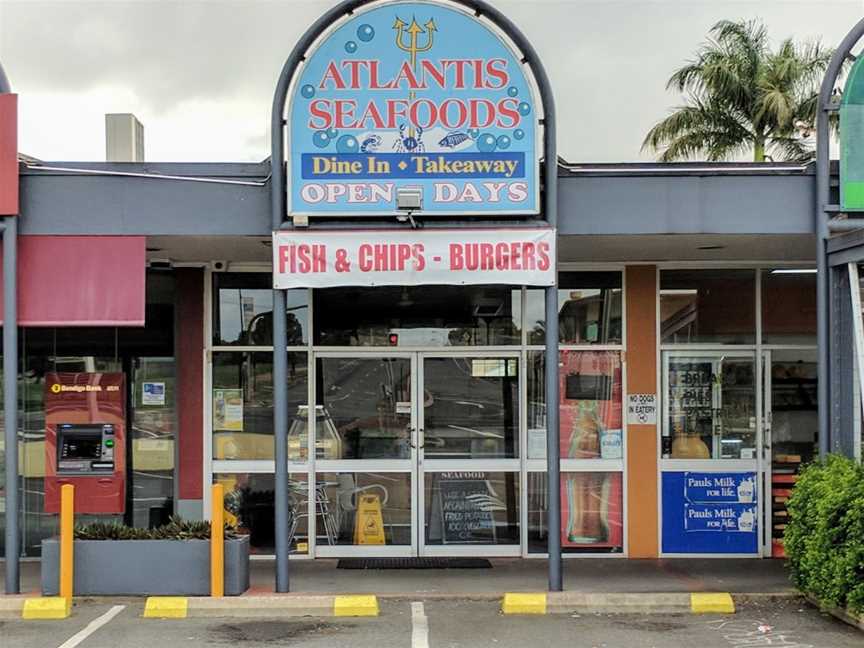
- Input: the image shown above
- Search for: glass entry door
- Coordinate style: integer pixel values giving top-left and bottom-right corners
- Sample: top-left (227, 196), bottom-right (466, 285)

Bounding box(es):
top-left (419, 354), bottom-right (521, 556)
top-left (310, 352), bottom-right (521, 557)
top-left (312, 354), bottom-right (417, 557)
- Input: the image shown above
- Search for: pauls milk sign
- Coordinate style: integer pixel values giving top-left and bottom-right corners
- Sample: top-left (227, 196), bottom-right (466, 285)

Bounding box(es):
top-left (287, 0), bottom-right (540, 216)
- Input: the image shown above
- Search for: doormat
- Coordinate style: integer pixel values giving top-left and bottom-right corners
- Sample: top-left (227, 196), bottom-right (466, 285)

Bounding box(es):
top-left (336, 558), bottom-right (492, 569)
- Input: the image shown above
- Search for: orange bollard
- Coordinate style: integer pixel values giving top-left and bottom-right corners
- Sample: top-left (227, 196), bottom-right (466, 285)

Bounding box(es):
top-left (210, 483), bottom-right (224, 597)
top-left (60, 484), bottom-right (74, 602)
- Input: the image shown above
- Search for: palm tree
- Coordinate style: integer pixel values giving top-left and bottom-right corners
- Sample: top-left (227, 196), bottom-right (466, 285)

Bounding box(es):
top-left (643, 19), bottom-right (833, 162)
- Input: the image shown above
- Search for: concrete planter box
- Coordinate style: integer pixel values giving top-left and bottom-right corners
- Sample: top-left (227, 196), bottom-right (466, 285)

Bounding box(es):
top-left (41, 536), bottom-right (250, 596)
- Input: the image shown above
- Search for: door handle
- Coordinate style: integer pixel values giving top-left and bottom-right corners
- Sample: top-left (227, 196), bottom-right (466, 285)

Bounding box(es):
top-left (409, 429), bottom-right (425, 450)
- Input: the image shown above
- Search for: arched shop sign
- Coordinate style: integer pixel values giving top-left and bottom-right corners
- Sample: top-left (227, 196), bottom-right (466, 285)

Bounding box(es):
top-left (285, 0), bottom-right (541, 216)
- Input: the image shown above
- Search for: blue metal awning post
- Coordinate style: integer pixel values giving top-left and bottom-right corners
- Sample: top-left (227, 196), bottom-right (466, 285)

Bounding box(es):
top-left (3, 216), bottom-right (18, 594)
top-left (1, 60), bottom-right (19, 595)
top-left (816, 17), bottom-right (864, 457)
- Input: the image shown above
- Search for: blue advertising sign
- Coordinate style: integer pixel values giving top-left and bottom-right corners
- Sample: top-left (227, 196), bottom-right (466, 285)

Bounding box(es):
top-left (287, 0), bottom-right (539, 216)
top-left (662, 471), bottom-right (759, 554)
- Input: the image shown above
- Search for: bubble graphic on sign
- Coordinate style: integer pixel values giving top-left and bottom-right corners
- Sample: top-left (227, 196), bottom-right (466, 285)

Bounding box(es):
top-left (513, 128), bottom-right (525, 140)
top-left (312, 130), bottom-right (330, 149)
top-left (507, 86), bottom-right (519, 97)
top-left (345, 40), bottom-right (358, 53)
top-left (476, 133), bottom-right (498, 153)
top-left (327, 128), bottom-right (339, 139)
top-left (357, 24), bottom-right (375, 42)
top-left (336, 134), bottom-right (359, 153)
top-left (467, 128), bottom-right (481, 139)
top-left (518, 101), bottom-right (532, 116)
top-left (301, 84), bottom-right (315, 99)
top-left (496, 135), bottom-right (511, 150)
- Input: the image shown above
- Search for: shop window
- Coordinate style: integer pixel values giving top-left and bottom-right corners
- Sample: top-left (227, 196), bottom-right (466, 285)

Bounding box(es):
top-left (212, 352), bottom-right (307, 460)
top-left (527, 350), bottom-right (623, 461)
top-left (761, 269), bottom-right (816, 345)
top-left (313, 285), bottom-right (520, 346)
top-left (0, 271), bottom-right (176, 556)
top-left (527, 472), bottom-right (623, 554)
top-left (214, 473), bottom-right (308, 554)
top-left (316, 472), bottom-right (412, 546)
top-left (423, 357), bottom-right (520, 459)
top-left (315, 357), bottom-right (412, 460)
top-left (660, 270), bottom-right (755, 344)
top-left (526, 272), bottom-right (623, 345)
top-left (213, 273), bottom-right (308, 346)
top-left (662, 353), bottom-right (756, 460)
top-left (423, 472), bottom-right (519, 545)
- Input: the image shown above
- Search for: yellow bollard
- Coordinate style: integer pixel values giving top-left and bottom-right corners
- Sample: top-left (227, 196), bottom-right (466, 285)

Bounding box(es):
top-left (210, 483), bottom-right (224, 597)
top-left (60, 484), bottom-right (74, 602)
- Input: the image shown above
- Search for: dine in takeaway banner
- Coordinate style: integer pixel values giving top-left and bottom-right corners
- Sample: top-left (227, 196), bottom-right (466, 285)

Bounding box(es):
top-left (272, 228), bottom-right (555, 288)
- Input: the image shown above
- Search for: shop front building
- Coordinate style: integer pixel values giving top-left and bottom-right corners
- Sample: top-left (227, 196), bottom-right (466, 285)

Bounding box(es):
top-left (0, 160), bottom-right (825, 562)
top-left (1, 0), bottom-right (852, 586)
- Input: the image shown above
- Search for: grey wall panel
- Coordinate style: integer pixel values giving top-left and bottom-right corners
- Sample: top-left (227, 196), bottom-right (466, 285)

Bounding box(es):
top-left (558, 174), bottom-right (815, 235)
top-left (19, 174), bottom-right (271, 236)
top-left (18, 166), bottom-right (816, 237)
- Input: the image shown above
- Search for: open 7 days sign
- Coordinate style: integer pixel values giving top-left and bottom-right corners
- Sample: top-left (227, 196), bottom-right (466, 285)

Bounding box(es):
top-left (286, 0), bottom-right (540, 216)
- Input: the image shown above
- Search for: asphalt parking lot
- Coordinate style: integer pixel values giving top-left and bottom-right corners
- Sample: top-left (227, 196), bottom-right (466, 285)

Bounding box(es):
top-left (2, 598), bottom-right (861, 648)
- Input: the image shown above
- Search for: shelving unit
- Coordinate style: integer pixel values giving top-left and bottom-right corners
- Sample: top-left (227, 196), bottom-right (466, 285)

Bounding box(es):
top-left (771, 454), bottom-right (801, 558)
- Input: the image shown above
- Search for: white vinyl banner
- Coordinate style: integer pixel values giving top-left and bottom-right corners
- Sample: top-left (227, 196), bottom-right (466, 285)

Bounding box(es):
top-left (273, 228), bottom-right (555, 288)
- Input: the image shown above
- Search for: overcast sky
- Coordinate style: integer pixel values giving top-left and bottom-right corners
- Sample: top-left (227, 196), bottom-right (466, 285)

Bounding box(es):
top-left (0, 0), bottom-right (862, 163)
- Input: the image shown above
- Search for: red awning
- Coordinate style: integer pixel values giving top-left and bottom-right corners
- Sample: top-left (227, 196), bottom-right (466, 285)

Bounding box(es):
top-left (0, 93), bottom-right (17, 216)
top-left (0, 236), bottom-right (146, 326)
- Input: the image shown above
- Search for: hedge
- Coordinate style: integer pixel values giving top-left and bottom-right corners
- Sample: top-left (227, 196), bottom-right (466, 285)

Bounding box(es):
top-left (785, 454), bottom-right (864, 613)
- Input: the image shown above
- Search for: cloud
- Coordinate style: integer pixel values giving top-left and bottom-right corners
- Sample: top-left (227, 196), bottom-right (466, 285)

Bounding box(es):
top-left (1, 0), bottom-right (861, 162)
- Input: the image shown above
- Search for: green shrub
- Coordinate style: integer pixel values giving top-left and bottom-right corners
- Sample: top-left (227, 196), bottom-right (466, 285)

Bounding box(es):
top-left (785, 454), bottom-right (864, 613)
top-left (73, 516), bottom-right (238, 541)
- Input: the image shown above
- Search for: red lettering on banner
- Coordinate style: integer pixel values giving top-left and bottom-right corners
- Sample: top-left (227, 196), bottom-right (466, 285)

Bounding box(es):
top-left (522, 242), bottom-right (536, 270)
top-left (537, 242), bottom-right (551, 271)
top-left (449, 243), bottom-right (464, 270)
top-left (411, 244), bottom-right (425, 271)
top-left (279, 244), bottom-right (328, 274)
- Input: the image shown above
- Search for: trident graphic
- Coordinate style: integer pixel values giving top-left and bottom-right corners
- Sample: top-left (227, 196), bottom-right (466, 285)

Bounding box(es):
top-left (393, 16), bottom-right (437, 68)
top-left (393, 16), bottom-right (437, 137)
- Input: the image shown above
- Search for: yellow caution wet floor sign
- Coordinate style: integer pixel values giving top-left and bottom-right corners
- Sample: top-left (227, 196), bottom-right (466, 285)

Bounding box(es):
top-left (354, 494), bottom-right (386, 544)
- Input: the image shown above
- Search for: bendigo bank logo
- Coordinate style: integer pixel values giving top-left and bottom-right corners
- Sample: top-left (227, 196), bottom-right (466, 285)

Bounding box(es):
top-left (290, 2), bottom-right (538, 213)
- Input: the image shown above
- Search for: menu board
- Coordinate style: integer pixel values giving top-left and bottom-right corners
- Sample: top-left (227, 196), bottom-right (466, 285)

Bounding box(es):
top-left (436, 474), bottom-right (496, 544)
top-left (662, 471), bottom-right (759, 554)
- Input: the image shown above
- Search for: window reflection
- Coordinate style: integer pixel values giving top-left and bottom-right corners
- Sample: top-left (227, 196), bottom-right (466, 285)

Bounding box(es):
top-left (762, 269), bottom-right (816, 345)
top-left (660, 270), bottom-right (755, 344)
top-left (527, 351), bottom-right (623, 460)
top-left (526, 272), bottom-right (622, 345)
top-left (424, 472), bottom-right (519, 545)
top-left (314, 286), bottom-right (521, 346)
top-left (213, 273), bottom-right (307, 346)
top-left (316, 358), bottom-right (412, 460)
top-left (423, 357), bottom-right (519, 459)
top-left (212, 352), bottom-right (307, 460)
top-left (663, 354), bottom-right (756, 459)
top-left (527, 472), bottom-right (623, 553)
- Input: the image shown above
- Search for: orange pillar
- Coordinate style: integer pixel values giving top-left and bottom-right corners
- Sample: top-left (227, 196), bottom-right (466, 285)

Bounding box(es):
top-left (626, 266), bottom-right (659, 557)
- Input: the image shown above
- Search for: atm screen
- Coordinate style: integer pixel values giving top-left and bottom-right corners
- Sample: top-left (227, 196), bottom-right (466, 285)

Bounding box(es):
top-left (60, 436), bottom-right (102, 460)
top-left (57, 424), bottom-right (113, 461)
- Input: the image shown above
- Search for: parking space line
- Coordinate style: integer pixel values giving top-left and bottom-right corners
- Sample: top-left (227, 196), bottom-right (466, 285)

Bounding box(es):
top-left (411, 601), bottom-right (429, 648)
top-left (56, 605), bottom-right (125, 648)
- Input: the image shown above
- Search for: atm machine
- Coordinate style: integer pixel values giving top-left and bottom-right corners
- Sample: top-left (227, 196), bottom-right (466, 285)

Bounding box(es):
top-left (44, 372), bottom-right (126, 514)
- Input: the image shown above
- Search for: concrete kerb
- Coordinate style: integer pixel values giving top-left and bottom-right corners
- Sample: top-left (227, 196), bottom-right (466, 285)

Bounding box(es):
top-left (143, 594), bottom-right (379, 619)
top-left (502, 592), bottom-right (738, 615)
top-left (0, 596), bottom-right (71, 619)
